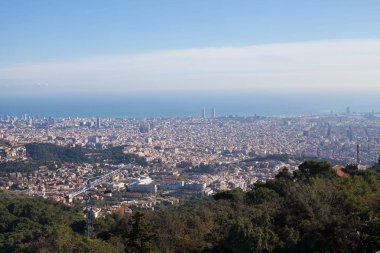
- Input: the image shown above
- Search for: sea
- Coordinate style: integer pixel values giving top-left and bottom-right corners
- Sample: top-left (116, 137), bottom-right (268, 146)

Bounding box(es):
top-left (0, 90), bottom-right (379, 118)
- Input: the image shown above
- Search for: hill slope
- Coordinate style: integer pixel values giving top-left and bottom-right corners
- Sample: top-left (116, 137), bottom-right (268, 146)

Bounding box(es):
top-left (0, 161), bottom-right (379, 253)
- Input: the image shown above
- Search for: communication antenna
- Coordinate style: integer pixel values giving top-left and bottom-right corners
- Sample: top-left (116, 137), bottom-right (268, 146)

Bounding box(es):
top-left (67, 162), bottom-right (134, 237)
top-left (356, 143), bottom-right (360, 164)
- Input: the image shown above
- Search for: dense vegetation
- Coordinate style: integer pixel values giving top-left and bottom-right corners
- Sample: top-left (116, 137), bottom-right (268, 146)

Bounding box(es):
top-left (89, 145), bottom-right (147, 165)
top-left (0, 144), bottom-right (146, 173)
top-left (26, 143), bottom-right (146, 165)
top-left (1, 160), bottom-right (380, 252)
top-left (26, 143), bottom-right (88, 163)
top-left (0, 191), bottom-right (114, 252)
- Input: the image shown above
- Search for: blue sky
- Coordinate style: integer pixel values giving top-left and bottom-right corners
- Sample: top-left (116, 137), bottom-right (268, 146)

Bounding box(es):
top-left (1, 0), bottom-right (380, 93)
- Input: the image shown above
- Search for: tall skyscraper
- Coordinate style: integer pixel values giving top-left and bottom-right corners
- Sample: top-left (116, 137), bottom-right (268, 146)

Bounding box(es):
top-left (28, 117), bottom-right (33, 126)
top-left (139, 122), bottom-right (150, 133)
top-left (201, 107), bottom-right (206, 118)
top-left (96, 116), bottom-right (101, 128)
top-left (48, 116), bottom-right (55, 126)
top-left (211, 107), bottom-right (216, 118)
top-left (346, 106), bottom-right (350, 115)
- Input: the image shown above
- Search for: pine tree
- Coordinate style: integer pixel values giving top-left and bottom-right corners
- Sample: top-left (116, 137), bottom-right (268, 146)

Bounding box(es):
top-left (125, 212), bottom-right (157, 253)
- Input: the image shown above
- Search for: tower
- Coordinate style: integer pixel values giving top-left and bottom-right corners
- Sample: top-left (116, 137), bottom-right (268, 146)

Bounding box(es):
top-left (346, 106), bottom-right (350, 115)
top-left (211, 107), bottom-right (216, 118)
top-left (48, 117), bottom-right (55, 127)
top-left (356, 143), bottom-right (360, 164)
top-left (96, 116), bottom-right (101, 129)
top-left (28, 117), bottom-right (33, 126)
top-left (201, 107), bottom-right (206, 118)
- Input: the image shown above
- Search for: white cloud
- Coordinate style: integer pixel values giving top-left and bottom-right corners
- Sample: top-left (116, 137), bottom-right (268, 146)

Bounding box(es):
top-left (1, 39), bottom-right (380, 92)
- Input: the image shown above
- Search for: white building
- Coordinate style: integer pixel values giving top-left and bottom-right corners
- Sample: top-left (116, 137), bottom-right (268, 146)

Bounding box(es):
top-left (159, 180), bottom-right (184, 190)
top-left (127, 176), bottom-right (157, 193)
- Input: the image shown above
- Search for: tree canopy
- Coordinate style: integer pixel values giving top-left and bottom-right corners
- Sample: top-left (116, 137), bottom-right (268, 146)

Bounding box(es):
top-left (1, 160), bottom-right (380, 252)
top-left (0, 143), bottom-right (146, 173)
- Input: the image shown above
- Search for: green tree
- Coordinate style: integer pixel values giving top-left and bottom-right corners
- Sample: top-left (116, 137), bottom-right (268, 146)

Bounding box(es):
top-left (125, 212), bottom-right (157, 253)
top-left (293, 160), bottom-right (335, 180)
top-left (245, 187), bottom-right (279, 205)
top-left (213, 188), bottom-right (245, 202)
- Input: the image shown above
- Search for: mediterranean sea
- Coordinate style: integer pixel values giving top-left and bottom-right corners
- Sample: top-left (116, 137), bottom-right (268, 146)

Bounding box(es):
top-left (0, 91), bottom-right (378, 118)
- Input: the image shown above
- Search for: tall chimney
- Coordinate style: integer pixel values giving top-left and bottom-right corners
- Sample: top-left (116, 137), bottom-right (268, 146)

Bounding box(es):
top-left (356, 144), bottom-right (360, 164)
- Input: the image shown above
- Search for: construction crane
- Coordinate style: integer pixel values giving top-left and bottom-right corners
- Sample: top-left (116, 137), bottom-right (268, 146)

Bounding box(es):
top-left (66, 162), bottom-right (134, 238)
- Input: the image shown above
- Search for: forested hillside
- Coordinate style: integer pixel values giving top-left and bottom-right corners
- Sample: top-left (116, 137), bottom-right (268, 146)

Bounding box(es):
top-left (1, 160), bottom-right (380, 253)
top-left (0, 143), bottom-right (146, 173)
top-left (0, 191), bottom-right (113, 252)
top-left (25, 143), bottom-right (146, 165)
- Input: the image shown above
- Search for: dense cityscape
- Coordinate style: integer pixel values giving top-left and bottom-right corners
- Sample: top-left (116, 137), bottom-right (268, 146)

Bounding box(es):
top-left (1, 110), bottom-right (380, 219)
top-left (2, 1), bottom-right (380, 251)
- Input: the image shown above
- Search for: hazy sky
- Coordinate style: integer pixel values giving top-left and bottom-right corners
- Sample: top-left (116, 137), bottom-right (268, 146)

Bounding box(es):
top-left (1, 0), bottom-right (380, 93)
